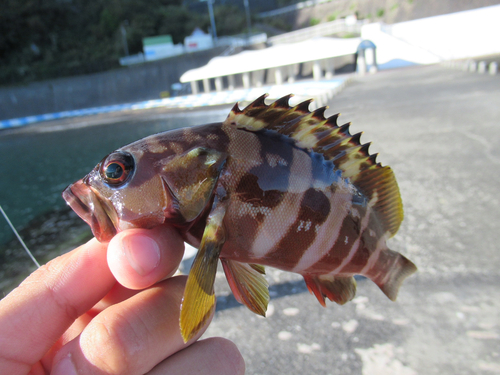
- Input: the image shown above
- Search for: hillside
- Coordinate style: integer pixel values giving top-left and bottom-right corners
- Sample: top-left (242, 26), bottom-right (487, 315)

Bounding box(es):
top-left (264, 0), bottom-right (500, 31)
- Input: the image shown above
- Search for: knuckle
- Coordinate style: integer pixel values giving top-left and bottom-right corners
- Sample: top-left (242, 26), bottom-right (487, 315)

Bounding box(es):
top-left (80, 313), bottom-right (141, 374)
top-left (207, 337), bottom-right (246, 375)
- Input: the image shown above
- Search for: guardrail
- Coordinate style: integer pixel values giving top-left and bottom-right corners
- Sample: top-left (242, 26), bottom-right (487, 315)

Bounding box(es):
top-left (268, 18), bottom-right (367, 45)
top-left (442, 59), bottom-right (498, 75)
top-left (258, 0), bottom-right (335, 18)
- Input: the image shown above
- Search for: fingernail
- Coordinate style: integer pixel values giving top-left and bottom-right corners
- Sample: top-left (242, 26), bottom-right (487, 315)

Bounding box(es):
top-left (123, 234), bottom-right (161, 276)
top-left (52, 354), bottom-right (78, 375)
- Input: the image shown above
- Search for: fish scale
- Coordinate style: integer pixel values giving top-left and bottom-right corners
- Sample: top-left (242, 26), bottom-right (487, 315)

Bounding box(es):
top-left (62, 93), bottom-right (417, 343)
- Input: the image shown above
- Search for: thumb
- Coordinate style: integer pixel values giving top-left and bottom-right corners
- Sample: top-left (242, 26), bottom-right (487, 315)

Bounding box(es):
top-left (107, 225), bottom-right (185, 290)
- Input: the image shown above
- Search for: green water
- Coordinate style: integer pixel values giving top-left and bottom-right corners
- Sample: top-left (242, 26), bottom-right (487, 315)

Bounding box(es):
top-left (0, 109), bottom-right (228, 247)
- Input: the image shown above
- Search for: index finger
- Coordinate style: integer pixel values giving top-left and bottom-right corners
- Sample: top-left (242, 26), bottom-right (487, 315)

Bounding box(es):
top-left (0, 238), bottom-right (115, 374)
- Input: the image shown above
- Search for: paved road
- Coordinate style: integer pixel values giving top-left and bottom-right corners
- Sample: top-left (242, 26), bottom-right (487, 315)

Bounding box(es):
top-left (202, 64), bottom-right (500, 374)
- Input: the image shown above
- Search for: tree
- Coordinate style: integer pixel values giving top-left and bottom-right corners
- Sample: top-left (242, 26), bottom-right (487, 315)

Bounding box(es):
top-left (0, 0), bottom-right (210, 85)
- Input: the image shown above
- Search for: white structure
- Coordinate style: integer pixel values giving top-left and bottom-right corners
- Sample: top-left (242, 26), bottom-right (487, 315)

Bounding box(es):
top-left (179, 5), bottom-right (500, 91)
top-left (356, 39), bottom-right (378, 75)
top-left (184, 28), bottom-right (214, 52)
top-left (143, 35), bottom-right (184, 61)
top-left (180, 37), bottom-right (362, 94)
top-left (362, 4), bottom-right (500, 69)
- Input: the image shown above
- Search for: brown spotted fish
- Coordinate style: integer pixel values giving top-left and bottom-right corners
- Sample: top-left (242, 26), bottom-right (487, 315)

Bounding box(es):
top-left (63, 94), bottom-right (417, 342)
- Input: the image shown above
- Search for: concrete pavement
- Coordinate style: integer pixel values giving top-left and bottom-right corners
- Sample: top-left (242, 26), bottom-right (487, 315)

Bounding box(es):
top-left (202, 64), bottom-right (500, 375)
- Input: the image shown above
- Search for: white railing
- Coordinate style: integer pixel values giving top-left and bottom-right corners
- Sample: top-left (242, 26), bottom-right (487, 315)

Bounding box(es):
top-left (268, 18), bottom-right (367, 45)
top-left (258, 0), bottom-right (335, 18)
top-left (215, 33), bottom-right (268, 48)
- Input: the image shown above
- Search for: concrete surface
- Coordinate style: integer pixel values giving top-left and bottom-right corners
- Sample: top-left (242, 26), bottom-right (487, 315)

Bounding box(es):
top-left (201, 64), bottom-right (500, 374)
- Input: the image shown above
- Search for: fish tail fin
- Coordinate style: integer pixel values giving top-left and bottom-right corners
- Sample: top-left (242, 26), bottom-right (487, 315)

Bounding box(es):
top-left (369, 249), bottom-right (417, 301)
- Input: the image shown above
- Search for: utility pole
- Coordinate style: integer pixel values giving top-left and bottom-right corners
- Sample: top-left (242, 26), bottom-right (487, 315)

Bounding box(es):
top-left (243, 0), bottom-right (252, 39)
top-left (120, 20), bottom-right (129, 56)
top-left (201, 0), bottom-right (218, 42)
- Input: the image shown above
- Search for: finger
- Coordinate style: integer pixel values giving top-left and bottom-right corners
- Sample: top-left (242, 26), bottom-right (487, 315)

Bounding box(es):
top-left (52, 275), bottom-right (213, 375)
top-left (93, 281), bottom-right (143, 311)
top-left (45, 282), bottom-right (140, 365)
top-left (148, 337), bottom-right (245, 375)
top-left (0, 238), bottom-right (114, 374)
top-left (107, 225), bottom-right (185, 290)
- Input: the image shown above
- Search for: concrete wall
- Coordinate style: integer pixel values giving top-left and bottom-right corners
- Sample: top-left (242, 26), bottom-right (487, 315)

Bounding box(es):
top-left (0, 47), bottom-right (225, 120)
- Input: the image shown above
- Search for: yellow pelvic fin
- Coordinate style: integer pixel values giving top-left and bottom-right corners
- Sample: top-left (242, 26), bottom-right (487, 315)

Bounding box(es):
top-left (303, 274), bottom-right (357, 307)
top-left (180, 190), bottom-right (228, 343)
top-left (221, 260), bottom-right (269, 316)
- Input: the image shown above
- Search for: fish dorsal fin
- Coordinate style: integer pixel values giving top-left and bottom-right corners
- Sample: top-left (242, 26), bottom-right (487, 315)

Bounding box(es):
top-left (224, 93), bottom-right (311, 131)
top-left (224, 94), bottom-right (403, 237)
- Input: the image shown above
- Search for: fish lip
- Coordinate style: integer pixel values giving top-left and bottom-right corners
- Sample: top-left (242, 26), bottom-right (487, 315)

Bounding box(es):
top-left (62, 180), bottom-right (117, 242)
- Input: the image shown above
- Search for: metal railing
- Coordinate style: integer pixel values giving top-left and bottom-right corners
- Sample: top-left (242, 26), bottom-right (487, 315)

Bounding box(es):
top-left (258, 0), bottom-right (335, 18)
top-left (268, 18), bottom-right (367, 45)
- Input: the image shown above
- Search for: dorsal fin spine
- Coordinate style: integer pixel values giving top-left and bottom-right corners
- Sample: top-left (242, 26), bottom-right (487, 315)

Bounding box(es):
top-left (293, 99), bottom-right (313, 113)
top-left (339, 123), bottom-right (351, 136)
top-left (271, 94), bottom-right (293, 108)
top-left (360, 143), bottom-right (371, 155)
top-left (351, 132), bottom-right (363, 145)
top-left (251, 94), bottom-right (268, 107)
top-left (312, 106), bottom-right (327, 120)
top-left (230, 103), bottom-right (242, 115)
top-left (325, 113), bottom-right (340, 127)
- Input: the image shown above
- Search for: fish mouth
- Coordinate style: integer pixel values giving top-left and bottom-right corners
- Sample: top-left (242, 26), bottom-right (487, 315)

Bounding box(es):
top-left (62, 180), bottom-right (117, 242)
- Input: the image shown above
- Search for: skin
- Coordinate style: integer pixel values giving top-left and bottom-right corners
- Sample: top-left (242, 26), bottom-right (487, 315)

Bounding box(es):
top-left (0, 225), bottom-right (245, 375)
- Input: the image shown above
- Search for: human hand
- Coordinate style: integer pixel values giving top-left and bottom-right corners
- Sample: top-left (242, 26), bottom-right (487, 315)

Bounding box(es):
top-left (0, 225), bottom-right (244, 374)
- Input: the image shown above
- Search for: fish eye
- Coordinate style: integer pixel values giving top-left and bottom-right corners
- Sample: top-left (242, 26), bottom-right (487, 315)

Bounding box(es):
top-left (100, 151), bottom-right (135, 186)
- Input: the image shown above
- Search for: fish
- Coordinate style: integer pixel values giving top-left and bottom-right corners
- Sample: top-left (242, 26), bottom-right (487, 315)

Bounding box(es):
top-left (62, 94), bottom-right (417, 342)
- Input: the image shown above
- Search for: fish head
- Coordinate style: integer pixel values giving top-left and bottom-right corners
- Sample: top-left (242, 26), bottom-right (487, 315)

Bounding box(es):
top-left (62, 148), bottom-right (169, 242)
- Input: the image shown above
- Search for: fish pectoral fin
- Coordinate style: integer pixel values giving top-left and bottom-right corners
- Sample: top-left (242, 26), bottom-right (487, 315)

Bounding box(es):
top-left (221, 260), bottom-right (269, 316)
top-left (180, 190), bottom-right (228, 343)
top-left (162, 147), bottom-right (227, 221)
top-left (303, 275), bottom-right (357, 307)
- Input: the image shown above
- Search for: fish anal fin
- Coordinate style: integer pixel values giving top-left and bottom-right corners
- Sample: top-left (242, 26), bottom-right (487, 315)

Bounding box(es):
top-left (221, 259), bottom-right (269, 316)
top-left (369, 249), bottom-right (417, 301)
top-left (180, 191), bottom-right (228, 343)
top-left (303, 275), bottom-right (357, 306)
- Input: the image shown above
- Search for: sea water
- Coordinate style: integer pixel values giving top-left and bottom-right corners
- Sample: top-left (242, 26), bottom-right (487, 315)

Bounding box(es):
top-left (0, 108), bottom-right (229, 284)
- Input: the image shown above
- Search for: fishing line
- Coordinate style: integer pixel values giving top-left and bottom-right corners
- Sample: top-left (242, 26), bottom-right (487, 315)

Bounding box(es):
top-left (0, 205), bottom-right (41, 268)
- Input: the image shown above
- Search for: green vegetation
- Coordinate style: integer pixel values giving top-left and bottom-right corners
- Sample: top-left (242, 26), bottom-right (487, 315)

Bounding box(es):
top-left (327, 11), bottom-right (339, 22)
top-left (213, 5), bottom-right (249, 36)
top-left (310, 18), bottom-right (321, 26)
top-left (0, 0), bottom-right (248, 86)
top-left (376, 8), bottom-right (385, 17)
